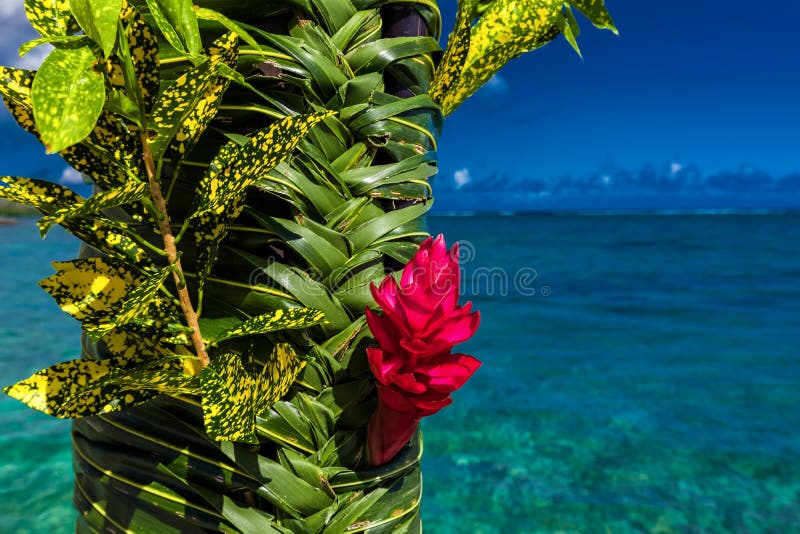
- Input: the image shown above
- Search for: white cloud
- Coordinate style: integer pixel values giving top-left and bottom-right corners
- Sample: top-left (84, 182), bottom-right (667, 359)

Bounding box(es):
top-left (59, 166), bottom-right (84, 185)
top-left (15, 43), bottom-right (53, 69)
top-left (0, 3), bottom-right (23, 18)
top-left (453, 168), bottom-right (471, 189)
top-left (484, 75), bottom-right (509, 94)
top-left (670, 162), bottom-right (683, 177)
top-left (0, 4), bottom-right (43, 68)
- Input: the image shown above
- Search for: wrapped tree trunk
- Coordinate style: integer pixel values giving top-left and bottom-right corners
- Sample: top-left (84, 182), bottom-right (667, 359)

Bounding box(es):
top-left (72, 1), bottom-right (441, 531)
top-left (0, 0), bottom-right (615, 531)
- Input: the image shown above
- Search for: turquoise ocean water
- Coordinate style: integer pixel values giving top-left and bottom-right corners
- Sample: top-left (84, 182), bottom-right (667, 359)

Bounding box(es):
top-left (1, 213), bottom-right (799, 532)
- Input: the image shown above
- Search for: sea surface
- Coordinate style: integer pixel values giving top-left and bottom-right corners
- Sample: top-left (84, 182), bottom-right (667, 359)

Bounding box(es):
top-left (1, 213), bottom-right (799, 533)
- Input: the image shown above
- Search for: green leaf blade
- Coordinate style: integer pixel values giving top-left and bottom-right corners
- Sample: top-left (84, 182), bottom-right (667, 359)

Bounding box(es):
top-left (145, 0), bottom-right (202, 55)
top-left (70, 0), bottom-right (124, 57)
top-left (209, 308), bottom-right (326, 345)
top-left (201, 353), bottom-right (258, 443)
top-left (31, 45), bottom-right (106, 153)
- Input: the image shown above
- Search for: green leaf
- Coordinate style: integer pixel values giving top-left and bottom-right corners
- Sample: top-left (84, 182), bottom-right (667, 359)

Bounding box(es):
top-left (18, 35), bottom-right (88, 57)
top-left (201, 352), bottom-right (259, 443)
top-left (147, 32), bottom-right (239, 161)
top-left (208, 308), bottom-right (326, 345)
top-left (253, 344), bottom-right (307, 416)
top-left (570, 0), bottom-right (618, 33)
top-left (145, 0), bottom-right (202, 55)
top-left (86, 264), bottom-right (173, 340)
top-left (1, 354), bottom-right (179, 418)
top-left (37, 180), bottom-right (149, 237)
top-left (429, 0), bottom-right (479, 107)
top-left (0, 177), bottom-right (151, 264)
top-left (38, 257), bottom-right (138, 325)
top-left (70, 0), bottom-right (124, 57)
top-left (24, 0), bottom-right (79, 38)
top-left (436, 0), bottom-right (617, 115)
top-left (194, 7), bottom-right (262, 51)
top-left (192, 111), bottom-right (333, 297)
top-left (201, 344), bottom-right (307, 443)
top-left (31, 45), bottom-right (106, 153)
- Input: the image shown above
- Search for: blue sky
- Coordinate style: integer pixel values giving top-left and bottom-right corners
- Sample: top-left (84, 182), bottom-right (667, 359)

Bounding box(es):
top-left (436, 1), bottom-right (800, 210)
top-left (0, 2), bottom-right (798, 210)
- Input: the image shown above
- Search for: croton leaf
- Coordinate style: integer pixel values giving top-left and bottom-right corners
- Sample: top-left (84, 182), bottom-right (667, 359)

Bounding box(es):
top-left (436, 0), bottom-right (616, 115)
top-left (201, 352), bottom-right (259, 443)
top-left (192, 111), bottom-right (333, 297)
top-left (37, 180), bottom-right (149, 237)
top-left (2, 354), bottom-right (184, 419)
top-left (144, 0), bottom-right (202, 55)
top-left (39, 257), bottom-right (138, 325)
top-left (24, 0), bottom-right (80, 38)
top-left (31, 45), bottom-right (106, 153)
top-left (70, 0), bottom-right (124, 57)
top-left (570, 0), bottom-right (618, 33)
top-left (201, 344), bottom-right (306, 442)
top-left (429, 0), bottom-right (478, 108)
top-left (253, 343), bottom-right (306, 416)
top-left (208, 308), bottom-right (327, 345)
top-left (147, 32), bottom-right (239, 162)
top-left (0, 177), bottom-right (150, 263)
top-left (86, 264), bottom-right (173, 340)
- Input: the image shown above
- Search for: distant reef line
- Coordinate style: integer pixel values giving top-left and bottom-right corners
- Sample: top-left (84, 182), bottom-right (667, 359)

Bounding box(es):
top-left (0, 198), bottom-right (37, 216)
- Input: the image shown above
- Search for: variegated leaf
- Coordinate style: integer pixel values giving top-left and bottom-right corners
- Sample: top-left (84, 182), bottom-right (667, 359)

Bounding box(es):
top-left (192, 112), bottom-right (333, 296)
top-left (144, 0), bottom-right (202, 55)
top-left (70, 0), bottom-right (124, 57)
top-left (39, 257), bottom-right (138, 325)
top-left (86, 264), bottom-right (173, 340)
top-left (101, 328), bottom-right (173, 359)
top-left (0, 177), bottom-right (149, 263)
top-left (437, 0), bottom-right (616, 115)
top-left (31, 45), bottom-right (106, 153)
top-left (125, 4), bottom-right (160, 112)
top-left (429, 0), bottom-right (478, 107)
top-left (103, 368), bottom-right (199, 395)
top-left (570, 0), bottom-right (618, 33)
top-left (147, 32), bottom-right (239, 161)
top-left (37, 180), bottom-right (148, 236)
top-left (201, 352), bottom-right (258, 443)
top-left (0, 68), bottom-right (142, 195)
top-left (24, 0), bottom-right (80, 38)
top-left (209, 308), bottom-right (327, 345)
top-left (201, 345), bottom-right (306, 442)
top-left (1, 354), bottom-right (180, 418)
top-left (253, 343), bottom-right (306, 416)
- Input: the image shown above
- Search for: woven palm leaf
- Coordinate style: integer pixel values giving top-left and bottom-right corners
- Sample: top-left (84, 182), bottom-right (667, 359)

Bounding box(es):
top-left (71, 1), bottom-right (439, 531)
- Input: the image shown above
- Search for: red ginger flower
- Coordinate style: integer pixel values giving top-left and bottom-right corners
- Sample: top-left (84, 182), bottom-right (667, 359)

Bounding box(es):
top-left (365, 234), bottom-right (480, 466)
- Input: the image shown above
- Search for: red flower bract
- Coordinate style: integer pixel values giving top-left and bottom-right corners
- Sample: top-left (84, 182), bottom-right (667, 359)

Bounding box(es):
top-left (365, 234), bottom-right (480, 466)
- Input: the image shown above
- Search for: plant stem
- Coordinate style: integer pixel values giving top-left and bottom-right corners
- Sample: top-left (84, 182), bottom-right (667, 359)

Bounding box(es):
top-left (140, 133), bottom-right (210, 367)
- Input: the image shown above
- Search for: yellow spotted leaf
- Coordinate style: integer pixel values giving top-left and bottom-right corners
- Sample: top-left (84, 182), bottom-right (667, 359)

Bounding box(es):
top-left (201, 344), bottom-right (306, 442)
top-left (0, 177), bottom-right (149, 263)
top-left (37, 180), bottom-right (149, 237)
top-left (201, 352), bottom-right (259, 443)
top-left (435, 0), bottom-right (616, 116)
top-left (24, 0), bottom-right (80, 38)
top-left (31, 45), bottom-right (106, 153)
top-left (86, 264), bottom-right (173, 340)
top-left (39, 257), bottom-right (138, 325)
top-left (429, 0), bottom-right (478, 107)
top-left (147, 32), bottom-right (239, 161)
top-left (192, 111), bottom-right (333, 296)
top-left (208, 308), bottom-right (327, 345)
top-left (253, 343), bottom-right (306, 416)
top-left (1, 354), bottom-right (183, 419)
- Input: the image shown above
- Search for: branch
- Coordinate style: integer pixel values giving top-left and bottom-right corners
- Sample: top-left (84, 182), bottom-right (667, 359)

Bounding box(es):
top-left (140, 133), bottom-right (210, 367)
